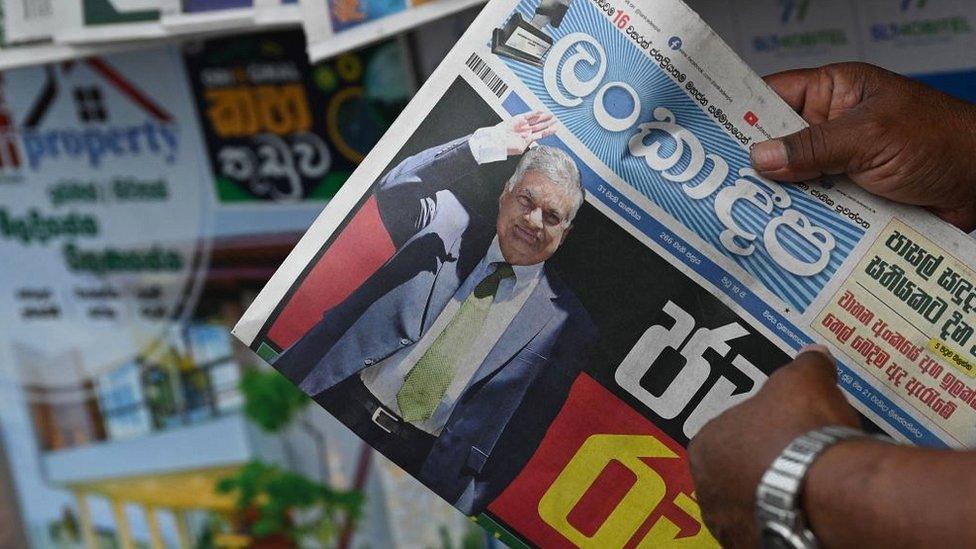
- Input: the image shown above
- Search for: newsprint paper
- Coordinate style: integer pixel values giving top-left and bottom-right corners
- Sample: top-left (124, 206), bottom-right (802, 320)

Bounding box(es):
top-left (234, 0), bottom-right (976, 543)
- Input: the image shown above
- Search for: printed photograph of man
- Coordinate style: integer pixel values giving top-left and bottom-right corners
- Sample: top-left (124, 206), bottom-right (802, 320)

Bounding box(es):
top-left (273, 110), bottom-right (598, 514)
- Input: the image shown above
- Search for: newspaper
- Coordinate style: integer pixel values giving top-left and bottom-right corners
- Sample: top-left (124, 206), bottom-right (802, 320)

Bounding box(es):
top-left (299, 0), bottom-right (408, 36)
top-left (0, 0), bottom-right (57, 44)
top-left (254, 0), bottom-right (302, 24)
top-left (58, 0), bottom-right (168, 43)
top-left (234, 0), bottom-right (976, 542)
top-left (160, 0), bottom-right (256, 33)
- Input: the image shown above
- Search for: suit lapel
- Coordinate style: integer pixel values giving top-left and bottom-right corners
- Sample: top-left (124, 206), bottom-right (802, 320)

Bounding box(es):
top-left (469, 272), bottom-right (557, 388)
top-left (420, 233), bottom-right (465, 334)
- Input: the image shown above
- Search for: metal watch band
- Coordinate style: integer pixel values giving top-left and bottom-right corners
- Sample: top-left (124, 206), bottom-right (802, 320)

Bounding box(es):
top-left (756, 426), bottom-right (891, 549)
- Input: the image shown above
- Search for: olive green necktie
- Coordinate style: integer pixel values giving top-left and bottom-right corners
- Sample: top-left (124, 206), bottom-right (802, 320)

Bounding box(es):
top-left (397, 262), bottom-right (515, 422)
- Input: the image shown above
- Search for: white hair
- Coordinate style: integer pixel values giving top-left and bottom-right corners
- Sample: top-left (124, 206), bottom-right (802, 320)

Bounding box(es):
top-left (505, 145), bottom-right (584, 222)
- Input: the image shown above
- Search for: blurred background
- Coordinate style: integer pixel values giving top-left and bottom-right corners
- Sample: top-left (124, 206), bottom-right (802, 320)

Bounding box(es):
top-left (0, 1), bottom-right (972, 548)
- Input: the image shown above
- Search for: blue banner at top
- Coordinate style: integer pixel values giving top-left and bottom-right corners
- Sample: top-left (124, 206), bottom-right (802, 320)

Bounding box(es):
top-left (496, 0), bottom-right (866, 312)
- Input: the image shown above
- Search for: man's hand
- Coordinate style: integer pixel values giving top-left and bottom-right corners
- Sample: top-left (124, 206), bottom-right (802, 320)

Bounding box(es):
top-left (493, 110), bottom-right (557, 156)
top-left (469, 111), bottom-right (557, 165)
top-left (502, 110), bottom-right (556, 155)
top-left (688, 346), bottom-right (860, 547)
top-left (751, 62), bottom-right (976, 231)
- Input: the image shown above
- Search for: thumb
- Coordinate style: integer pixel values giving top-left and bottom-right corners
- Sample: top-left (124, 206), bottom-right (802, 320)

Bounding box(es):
top-left (750, 117), bottom-right (861, 182)
top-left (794, 344), bottom-right (838, 383)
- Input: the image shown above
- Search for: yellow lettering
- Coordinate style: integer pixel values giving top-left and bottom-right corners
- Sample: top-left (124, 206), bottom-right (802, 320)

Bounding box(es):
top-left (538, 434), bottom-right (718, 548)
top-left (254, 84), bottom-right (310, 135)
top-left (638, 492), bottom-right (718, 548)
top-left (205, 88), bottom-right (259, 138)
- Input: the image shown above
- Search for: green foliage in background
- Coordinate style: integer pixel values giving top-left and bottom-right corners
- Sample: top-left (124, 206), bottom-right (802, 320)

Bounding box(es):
top-left (216, 460), bottom-right (363, 540)
top-left (216, 368), bottom-right (364, 544)
top-left (240, 369), bottom-right (310, 432)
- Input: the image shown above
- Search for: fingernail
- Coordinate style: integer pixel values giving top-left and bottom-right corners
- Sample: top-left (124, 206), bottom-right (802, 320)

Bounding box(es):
top-left (751, 140), bottom-right (788, 171)
top-left (799, 344), bottom-right (832, 359)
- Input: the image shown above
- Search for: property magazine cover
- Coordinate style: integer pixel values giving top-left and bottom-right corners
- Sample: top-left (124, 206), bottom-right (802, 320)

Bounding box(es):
top-left (0, 45), bottom-right (212, 391)
top-left (235, 0), bottom-right (976, 544)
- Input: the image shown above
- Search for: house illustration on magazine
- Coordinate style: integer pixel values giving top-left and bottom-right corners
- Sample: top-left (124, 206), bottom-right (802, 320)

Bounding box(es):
top-left (7, 57), bottom-right (180, 175)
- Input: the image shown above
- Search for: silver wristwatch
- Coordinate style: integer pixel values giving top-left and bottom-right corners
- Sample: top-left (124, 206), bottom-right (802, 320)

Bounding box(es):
top-left (756, 426), bottom-right (889, 549)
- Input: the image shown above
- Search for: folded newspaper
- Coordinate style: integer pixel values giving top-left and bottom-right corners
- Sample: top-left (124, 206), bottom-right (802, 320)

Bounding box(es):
top-left (234, 0), bottom-right (976, 543)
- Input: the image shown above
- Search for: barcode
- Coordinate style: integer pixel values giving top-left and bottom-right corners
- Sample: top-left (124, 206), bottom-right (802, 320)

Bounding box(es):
top-left (466, 53), bottom-right (508, 98)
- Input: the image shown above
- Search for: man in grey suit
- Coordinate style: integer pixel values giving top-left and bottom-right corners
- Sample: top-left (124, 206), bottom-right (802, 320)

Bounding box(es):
top-left (274, 111), bottom-right (598, 514)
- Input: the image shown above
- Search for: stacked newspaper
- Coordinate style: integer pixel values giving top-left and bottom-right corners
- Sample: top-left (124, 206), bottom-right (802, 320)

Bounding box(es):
top-left (234, 0), bottom-right (976, 544)
top-left (0, 1), bottom-right (301, 46)
top-left (297, 0), bottom-right (485, 62)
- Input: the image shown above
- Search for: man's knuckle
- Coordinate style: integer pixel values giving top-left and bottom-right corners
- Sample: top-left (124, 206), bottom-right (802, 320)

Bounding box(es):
top-left (815, 65), bottom-right (834, 90)
top-left (818, 132), bottom-right (834, 164)
top-left (808, 125), bottom-right (832, 164)
top-left (839, 61), bottom-right (867, 78)
top-left (786, 128), bottom-right (818, 169)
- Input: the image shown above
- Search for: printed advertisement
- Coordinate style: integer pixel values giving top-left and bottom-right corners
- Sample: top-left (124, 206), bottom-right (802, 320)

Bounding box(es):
top-left (815, 220), bottom-right (976, 447)
top-left (0, 0), bottom-right (57, 44)
top-left (687, 1), bottom-right (976, 101)
top-left (328, 0), bottom-right (409, 32)
top-left (254, 0), bottom-right (302, 23)
top-left (182, 0), bottom-right (255, 11)
top-left (58, 0), bottom-right (167, 43)
top-left (854, 0), bottom-right (976, 102)
top-left (0, 45), bottom-right (212, 385)
top-left (298, 0), bottom-right (406, 48)
top-left (160, 0), bottom-right (255, 32)
top-left (234, 0), bottom-right (976, 544)
top-left (731, 0), bottom-right (862, 76)
top-left (184, 29), bottom-right (414, 203)
top-left (301, 0), bottom-right (488, 63)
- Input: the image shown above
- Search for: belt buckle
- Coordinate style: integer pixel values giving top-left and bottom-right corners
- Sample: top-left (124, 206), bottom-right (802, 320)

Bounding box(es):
top-left (371, 407), bottom-right (398, 434)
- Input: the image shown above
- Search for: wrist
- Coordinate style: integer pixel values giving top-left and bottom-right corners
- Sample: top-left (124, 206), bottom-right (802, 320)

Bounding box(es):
top-left (756, 427), bottom-right (891, 548)
top-left (801, 437), bottom-right (895, 546)
top-left (469, 127), bottom-right (509, 164)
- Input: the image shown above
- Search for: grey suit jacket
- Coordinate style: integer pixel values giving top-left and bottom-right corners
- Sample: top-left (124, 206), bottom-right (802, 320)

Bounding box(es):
top-left (274, 135), bottom-right (597, 513)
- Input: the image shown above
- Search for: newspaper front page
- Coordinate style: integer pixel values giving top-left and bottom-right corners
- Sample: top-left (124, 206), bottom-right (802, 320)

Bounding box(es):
top-left (234, 0), bottom-right (976, 543)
